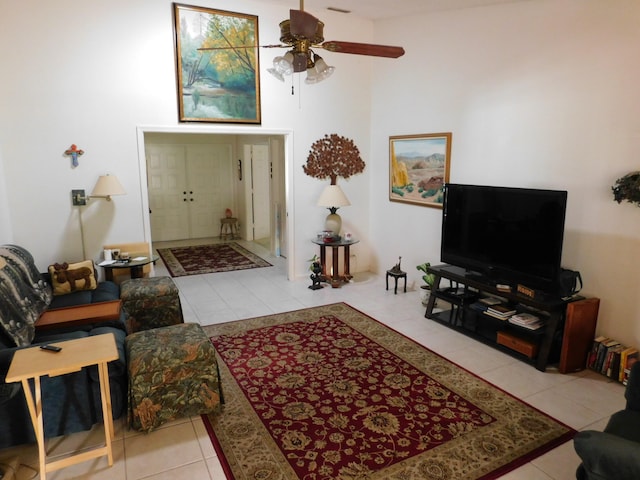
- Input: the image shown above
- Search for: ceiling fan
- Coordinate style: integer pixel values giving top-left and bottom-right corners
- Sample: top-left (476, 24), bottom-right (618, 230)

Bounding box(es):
top-left (263, 0), bottom-right (405, 83)
top-left (199, 0), bottom-right (405, 85)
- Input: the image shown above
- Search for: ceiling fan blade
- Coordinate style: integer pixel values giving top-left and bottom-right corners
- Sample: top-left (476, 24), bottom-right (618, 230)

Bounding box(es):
top-left (290, 9), bottom-right (321, 39)
top-left (322, 41), bottom-right (405, 58)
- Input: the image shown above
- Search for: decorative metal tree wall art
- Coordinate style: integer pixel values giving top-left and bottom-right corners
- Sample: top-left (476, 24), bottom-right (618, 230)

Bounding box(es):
top-left (303, 134), bottom-right (365, 185)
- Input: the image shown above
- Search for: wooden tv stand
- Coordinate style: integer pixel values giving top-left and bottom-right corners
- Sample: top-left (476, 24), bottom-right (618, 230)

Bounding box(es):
top-left (424, 264), bottom-right (597, 372)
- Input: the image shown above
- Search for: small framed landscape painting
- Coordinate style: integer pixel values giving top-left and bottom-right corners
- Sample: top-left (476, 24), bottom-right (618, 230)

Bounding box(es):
top-left (389, 132), bottom-right (452, 208)
top-left (173, 3), bottom-right (261, 124)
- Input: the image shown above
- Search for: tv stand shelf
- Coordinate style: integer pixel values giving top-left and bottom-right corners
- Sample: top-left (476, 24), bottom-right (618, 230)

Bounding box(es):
top-left (424, 264), bottom-right (596, 372)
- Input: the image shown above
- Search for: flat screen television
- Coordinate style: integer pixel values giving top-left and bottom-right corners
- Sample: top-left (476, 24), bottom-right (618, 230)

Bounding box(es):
top-left (441, 183), bottom-right (568, 294)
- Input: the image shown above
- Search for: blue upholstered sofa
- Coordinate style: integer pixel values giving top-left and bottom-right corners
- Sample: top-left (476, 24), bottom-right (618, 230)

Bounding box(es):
top-left (0, 245), bottom-right (127, 449)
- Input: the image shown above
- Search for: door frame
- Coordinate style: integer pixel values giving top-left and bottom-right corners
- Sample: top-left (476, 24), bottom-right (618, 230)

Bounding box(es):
top-left (136, 125), bottom-right (294, 280)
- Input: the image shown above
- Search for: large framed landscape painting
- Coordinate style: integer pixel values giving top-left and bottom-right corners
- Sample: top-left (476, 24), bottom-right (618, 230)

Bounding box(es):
top-left (173, 3), bottom-right (261, 124)
top-left (389, 132), bottom-right (452, 208)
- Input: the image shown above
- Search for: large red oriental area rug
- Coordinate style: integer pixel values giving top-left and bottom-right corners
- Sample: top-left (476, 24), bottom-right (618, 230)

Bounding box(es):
top-left (157, 243), bottom-right (271, 277)
top-left (202, 303), bottom-right (575, 480)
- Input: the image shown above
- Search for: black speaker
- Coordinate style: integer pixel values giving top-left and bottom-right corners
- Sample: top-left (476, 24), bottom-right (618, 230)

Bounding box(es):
top-left (558, 268), bottom-right (582, 298)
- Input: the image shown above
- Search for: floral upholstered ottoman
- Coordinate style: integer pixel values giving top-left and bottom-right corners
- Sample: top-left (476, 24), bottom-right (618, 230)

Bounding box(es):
top-left (126, 322), bottom-right (222, 432)
top-left (120, 276), bottom-right (183, 333)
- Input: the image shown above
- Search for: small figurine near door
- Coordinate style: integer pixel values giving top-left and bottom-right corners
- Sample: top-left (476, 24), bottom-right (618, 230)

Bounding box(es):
top-left (308, 255), bottom-right (324, 290)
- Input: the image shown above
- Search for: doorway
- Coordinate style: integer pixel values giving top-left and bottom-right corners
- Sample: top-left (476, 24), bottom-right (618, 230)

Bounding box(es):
top-left (136, 126), bottom-right (294, 280)
top-left (146, 143), bottom-right (233, 241)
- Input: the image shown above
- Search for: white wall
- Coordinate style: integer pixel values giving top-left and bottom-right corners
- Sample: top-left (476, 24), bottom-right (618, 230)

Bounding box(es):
top-left (370, 0), bottom-right (640, 345)
top-left (0, 147), bottom-right (12, 244)
top-left (2, 0), bottom-right (639, 347)
top-left (0, 0), bottom-right (374, 277)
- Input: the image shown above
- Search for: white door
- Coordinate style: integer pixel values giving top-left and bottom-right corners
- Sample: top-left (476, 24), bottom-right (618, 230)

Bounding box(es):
top-left (251, 145), bottom-right (271, 240)
top-left (270, 137), bottom-right (287, 258)
top-left (147, 145), bottom-right (189, 241)
top-left (147, 143), bottom-right (234, 241)
top-left (187, 145), bottom-right (233, 239)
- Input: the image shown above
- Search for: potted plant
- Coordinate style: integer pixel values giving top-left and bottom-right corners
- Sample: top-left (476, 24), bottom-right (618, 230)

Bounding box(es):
top-left (416, 262), bottom-right (436, 305)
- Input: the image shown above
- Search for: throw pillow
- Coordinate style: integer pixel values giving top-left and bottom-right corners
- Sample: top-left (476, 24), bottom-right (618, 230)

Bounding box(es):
top-left (48, 260), bottom-right (97, 296)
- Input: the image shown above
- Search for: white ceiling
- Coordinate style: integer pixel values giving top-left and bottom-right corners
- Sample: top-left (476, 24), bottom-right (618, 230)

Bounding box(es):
top-left (264, 0), bottom-right (530, 20)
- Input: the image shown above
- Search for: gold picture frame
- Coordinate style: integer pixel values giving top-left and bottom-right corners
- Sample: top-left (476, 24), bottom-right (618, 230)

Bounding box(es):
top-left (173, 3), bottom-right (261, 124)
top-left (389, 132), bottom-right (452, 208)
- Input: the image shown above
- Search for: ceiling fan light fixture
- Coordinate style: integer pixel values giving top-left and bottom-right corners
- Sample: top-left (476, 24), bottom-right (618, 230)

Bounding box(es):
top-left (305, 54), bottom-right (335, 84)
top-left (267, 67), bottom-right (285, 82)
top-left (274, 52), bottom-right (295, 75)
top-left (268, 52), bottom-right (295, 81)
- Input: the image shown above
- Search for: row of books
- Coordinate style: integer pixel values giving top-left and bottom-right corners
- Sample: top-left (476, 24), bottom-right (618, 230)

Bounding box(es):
top-left (587, 336), bottom-right (639, 384)
top-left (469, 297), bottom-right (544, 330)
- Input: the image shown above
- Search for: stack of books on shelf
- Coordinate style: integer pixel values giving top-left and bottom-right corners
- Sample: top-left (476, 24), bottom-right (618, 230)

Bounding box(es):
top-left (587, 336), bottom-right (639, 385)
top-left (484, 304), bottom-right (516, 321)
top-left (469, 302), bottom-right (487, 313)
top-left (508, 312), bottom-right (544, 330)
top-left (469, 297), bottom-right (502, 313)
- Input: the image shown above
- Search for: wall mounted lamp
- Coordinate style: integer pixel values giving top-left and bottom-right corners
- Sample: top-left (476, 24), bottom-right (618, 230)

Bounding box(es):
top-left (71, 174), bottom-right (126, 259)
top-left (71, 174), bottom-right (126, 206)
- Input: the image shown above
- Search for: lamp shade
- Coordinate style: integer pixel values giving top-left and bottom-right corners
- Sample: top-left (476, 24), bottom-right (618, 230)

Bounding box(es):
top-left (317, 184), bottom-right (350, 235)
top-left (305, 54), bottom-right (335, 84)
top-left (317, 184), bottom-right (350, 208)
top-left (268, 52), bottom-right (295, 82)
top-left (91, 174), bottom-right (126, 200)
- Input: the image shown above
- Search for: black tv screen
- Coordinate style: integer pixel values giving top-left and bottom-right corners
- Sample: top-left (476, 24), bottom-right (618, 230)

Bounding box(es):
top-left (441, 184), bottom-right (567, 293)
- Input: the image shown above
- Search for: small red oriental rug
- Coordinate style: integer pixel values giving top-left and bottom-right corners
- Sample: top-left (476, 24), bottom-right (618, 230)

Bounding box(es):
top-left (202, 303), bottom-right (575, 480)
top-left (157, 243), bottom-right (271, 277)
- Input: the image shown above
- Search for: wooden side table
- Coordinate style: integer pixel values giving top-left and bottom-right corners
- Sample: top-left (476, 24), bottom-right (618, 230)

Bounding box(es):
top-left (311, 239), bottom-right (359, 288)
top-left (386, 269), bottom-right (407, 294)
top-left (220, 217), bottom-right (240, 240)
top-left (101, 255), bottom-right (158, 282)
top-left (6, 334), bottom-right (119, 480)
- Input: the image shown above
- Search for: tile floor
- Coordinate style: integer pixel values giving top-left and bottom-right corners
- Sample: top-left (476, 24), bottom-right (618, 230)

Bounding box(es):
top-left (0, 238), bottom-right (624, 479)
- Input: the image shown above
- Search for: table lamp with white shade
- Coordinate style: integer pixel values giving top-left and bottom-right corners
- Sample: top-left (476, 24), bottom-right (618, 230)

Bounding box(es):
top-left (317, 184), bottom-right (350, 235)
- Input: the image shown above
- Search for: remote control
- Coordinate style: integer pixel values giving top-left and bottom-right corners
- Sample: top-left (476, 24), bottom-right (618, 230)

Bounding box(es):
top-left (40, 344), bottom-right (62, 352)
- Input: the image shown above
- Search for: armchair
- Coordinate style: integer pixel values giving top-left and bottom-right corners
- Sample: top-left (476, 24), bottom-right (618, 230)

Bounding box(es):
top-left (574, 361), bottom-right (640, 480)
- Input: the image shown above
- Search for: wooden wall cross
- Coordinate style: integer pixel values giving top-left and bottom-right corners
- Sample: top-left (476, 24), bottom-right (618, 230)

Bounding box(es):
top-left (64, 144), bottom-right (85, 167)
